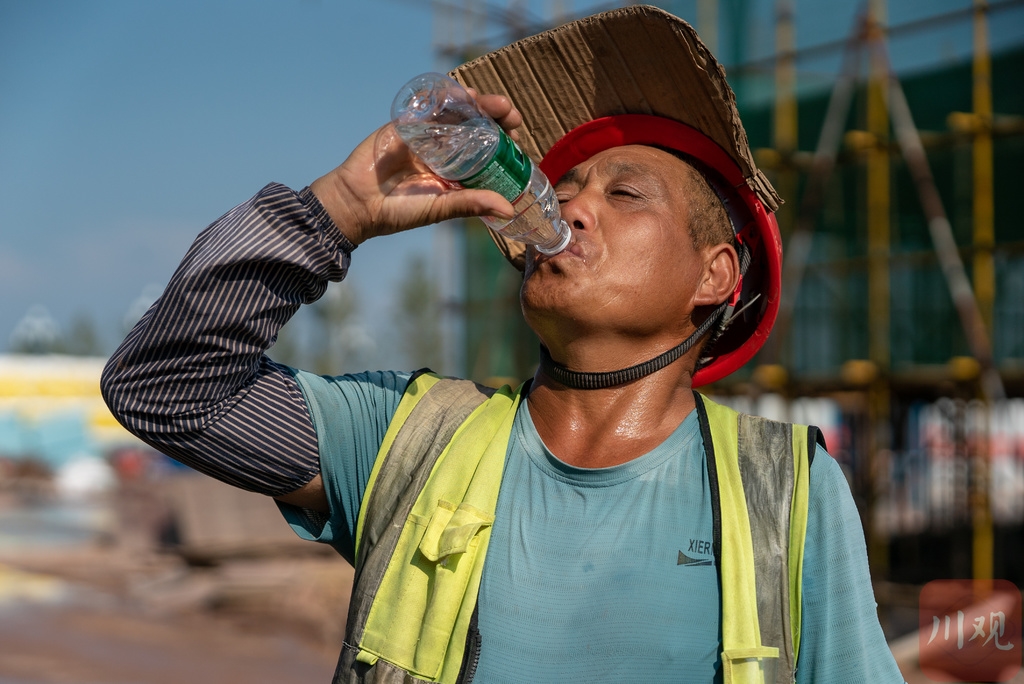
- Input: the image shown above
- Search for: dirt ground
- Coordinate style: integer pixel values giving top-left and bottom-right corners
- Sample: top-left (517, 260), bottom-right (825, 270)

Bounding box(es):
top-left (0, 599), bottom-right (336, 684)
top-left (0, 488), bottom-right (353, 684)
top-left (0, 544), bottom-right (353, 684)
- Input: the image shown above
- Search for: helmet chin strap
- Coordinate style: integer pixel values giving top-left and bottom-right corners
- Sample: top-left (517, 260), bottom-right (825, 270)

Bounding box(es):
top-left (538, 238), bottom-right (752, 390)
top-left (538, 300), bottom-right (728, 390)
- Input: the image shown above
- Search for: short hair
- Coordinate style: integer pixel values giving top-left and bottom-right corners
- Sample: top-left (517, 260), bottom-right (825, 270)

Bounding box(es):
top-left (652, 147), bottom-right (739, 361)
top-left (654, 147), bottom-right (734, 250)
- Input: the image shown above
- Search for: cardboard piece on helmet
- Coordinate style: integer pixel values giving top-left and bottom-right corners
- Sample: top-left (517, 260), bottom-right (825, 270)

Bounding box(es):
top-left (450, 4), bottom-right (779, 271)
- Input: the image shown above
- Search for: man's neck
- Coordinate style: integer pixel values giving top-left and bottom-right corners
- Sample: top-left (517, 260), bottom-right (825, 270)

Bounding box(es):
top-left (525, 355), bottom-right (698, 469)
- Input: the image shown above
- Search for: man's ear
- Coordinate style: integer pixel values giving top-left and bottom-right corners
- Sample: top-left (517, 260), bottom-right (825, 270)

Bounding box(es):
top-left (693, 243), bottom-right (739, 307)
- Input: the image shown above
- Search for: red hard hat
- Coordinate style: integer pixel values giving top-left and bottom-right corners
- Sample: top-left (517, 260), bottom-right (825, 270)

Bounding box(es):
top-left (540, 115), bottom-right (783, 387)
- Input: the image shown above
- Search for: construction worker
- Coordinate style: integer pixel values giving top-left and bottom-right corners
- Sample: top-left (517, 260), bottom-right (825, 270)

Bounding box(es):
top-left (102, 6), bottom-right (904, 683)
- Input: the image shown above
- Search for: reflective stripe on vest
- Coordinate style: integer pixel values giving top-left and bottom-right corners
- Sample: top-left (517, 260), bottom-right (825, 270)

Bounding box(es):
top-left (337, 377), bottom-right (815, 684)
top-left (695, 393), bottom-right (817, 684)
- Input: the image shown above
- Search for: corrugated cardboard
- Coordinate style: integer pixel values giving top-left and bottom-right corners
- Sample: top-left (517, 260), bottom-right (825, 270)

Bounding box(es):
top-left (451, 4), bottom-right (778, 269)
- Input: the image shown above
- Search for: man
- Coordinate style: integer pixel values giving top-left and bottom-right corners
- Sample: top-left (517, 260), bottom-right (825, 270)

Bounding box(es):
top-left (102, 6), bottom-right (904, 683)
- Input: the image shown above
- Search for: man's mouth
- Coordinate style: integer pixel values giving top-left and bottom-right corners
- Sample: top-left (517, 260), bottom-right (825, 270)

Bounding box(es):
top-left (548, 232), bottom-right (585, 260)
top-left (529, 232), bottom-right (588, 274)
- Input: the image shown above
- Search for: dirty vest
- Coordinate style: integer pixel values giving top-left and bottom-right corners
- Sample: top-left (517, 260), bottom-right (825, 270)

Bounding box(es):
top-left (334, 373), bottom-right (821, 684)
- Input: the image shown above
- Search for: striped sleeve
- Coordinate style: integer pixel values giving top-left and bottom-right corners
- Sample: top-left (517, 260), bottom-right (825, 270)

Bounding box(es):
top-left (101, 183), bottom-right (355, 496)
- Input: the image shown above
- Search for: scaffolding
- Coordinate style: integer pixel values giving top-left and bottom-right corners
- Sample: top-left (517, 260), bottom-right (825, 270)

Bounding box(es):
top-left (426, 0), bottom-right (1024, 596)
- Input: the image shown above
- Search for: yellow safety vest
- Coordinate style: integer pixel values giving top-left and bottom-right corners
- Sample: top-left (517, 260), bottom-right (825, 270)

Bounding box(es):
top-left (333, 373), bottom-right (820, 684)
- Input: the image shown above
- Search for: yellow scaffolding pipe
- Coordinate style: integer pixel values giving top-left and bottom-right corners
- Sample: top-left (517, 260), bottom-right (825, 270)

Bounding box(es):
top-left (698, 0), bottom-right (719, 58)
top-left (972, 0), bottom-right (995, 585)
top-left (774, 0), bottom-right (798, 246)
top-left (973, 0), bottom-right (995, 335)
top-left (866, 0), bottom-right (891, 580)
top-left (867, 6), bottom-right (890, 373)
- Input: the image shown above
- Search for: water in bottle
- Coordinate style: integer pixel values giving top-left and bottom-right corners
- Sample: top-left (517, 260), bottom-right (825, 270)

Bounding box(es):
top-left (391, 72), bottom-right (571, 255)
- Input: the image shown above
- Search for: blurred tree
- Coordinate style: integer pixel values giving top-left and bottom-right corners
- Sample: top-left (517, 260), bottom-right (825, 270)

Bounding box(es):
top-left (9, 305), bottom-right (61, 354)
top-left (61, 313), bottom-right (104, 356)
top-left (396, 255), bottom-right (443, 372)
top-left (310, 283), bottom-right (371, 375)
top-left (121, 284), bottom-right (165, 337)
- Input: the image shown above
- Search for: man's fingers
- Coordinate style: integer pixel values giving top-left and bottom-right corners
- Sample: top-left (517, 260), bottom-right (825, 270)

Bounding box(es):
top-left (475, 93), bottom-right (512, 119)
top-left (467, 93), bottom-right (520, 141)
top-left (465, 88), bottom-right (523, 141)
top-left (436, 188), bottom-right (515, 222)
top-left (476, 94), bottom-right (522, 129)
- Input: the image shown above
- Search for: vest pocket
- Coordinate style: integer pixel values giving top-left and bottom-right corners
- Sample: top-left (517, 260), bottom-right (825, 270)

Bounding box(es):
top-left (412, 501), bottom-right (493, 677)
top-left (419, 500), bottom-right (494, 561)
top-left (357, 499), bottom-right (493, 680)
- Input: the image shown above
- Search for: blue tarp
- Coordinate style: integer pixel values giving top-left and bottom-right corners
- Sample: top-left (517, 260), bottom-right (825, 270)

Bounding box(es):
top-left (0, 409), bottom-right (96, 467)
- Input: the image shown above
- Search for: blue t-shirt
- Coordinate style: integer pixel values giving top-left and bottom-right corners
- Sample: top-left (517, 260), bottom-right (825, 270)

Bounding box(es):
top-left (279, 370), bottom-right (904, 683)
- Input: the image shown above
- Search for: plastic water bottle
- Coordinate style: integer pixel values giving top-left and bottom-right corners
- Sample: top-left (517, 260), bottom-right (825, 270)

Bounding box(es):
top-left (391, 72), bottom-right (572, 255)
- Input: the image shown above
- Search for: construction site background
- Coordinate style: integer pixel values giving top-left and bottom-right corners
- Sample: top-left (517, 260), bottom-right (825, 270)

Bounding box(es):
top-left (1, 2), bottom-right (1022, 683)
top-left (455, 0), bottom-right (1024, 677)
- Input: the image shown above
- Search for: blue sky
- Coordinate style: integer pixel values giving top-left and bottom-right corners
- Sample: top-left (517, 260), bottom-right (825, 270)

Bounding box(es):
top-left (2, 0), bottom-right (1021, 366)
top-left (1, 0), bottom-right (448, 361)
top-left (0, 0), bottom-right (628, 368)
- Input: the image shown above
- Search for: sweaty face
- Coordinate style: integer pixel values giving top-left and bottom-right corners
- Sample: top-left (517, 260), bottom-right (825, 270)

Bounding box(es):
top-left (521, 145), bottom-right (718, 346)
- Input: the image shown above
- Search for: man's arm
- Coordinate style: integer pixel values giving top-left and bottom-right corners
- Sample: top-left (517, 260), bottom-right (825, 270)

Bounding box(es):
top-left (102, 94), bottom-right (524, 511)
top-left (101, 184), bottom-right (350, 506)
top-left (796, 448), bottom-right (906, 683)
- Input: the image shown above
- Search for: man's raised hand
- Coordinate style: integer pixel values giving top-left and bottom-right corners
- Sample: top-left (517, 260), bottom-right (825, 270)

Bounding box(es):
top-left (310, 92), bottom-right (523, 246)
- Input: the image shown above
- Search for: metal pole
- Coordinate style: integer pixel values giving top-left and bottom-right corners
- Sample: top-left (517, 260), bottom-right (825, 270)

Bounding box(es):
top-left (770, 12), bottom-right (863, 363)
top-left (866, 0), bottom-right (891, 580)
top-left (973, 0), bottom-right (996, 335)
top-left (698, 0), bottom-right (720, 58)
top-left (773, 0), bottom-right (798, 232)
top-left (875, 48), bottom-right (1005, 404)
top-left (867, 1), bottom-right (890, 379)
top-left (972, 0), bottom-right (996, 585)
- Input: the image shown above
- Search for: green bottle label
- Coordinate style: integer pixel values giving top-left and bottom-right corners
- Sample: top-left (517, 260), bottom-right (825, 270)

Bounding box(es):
top-left (460, 129), bottom-right (532, 202)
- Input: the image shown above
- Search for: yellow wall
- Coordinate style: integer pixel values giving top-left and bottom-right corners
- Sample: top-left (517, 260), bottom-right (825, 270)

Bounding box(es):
top-left (0, 355), bottom-right (136, 447)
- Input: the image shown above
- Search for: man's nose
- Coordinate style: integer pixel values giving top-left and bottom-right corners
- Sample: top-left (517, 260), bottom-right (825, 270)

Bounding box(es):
top-left (558, 191), bottom-right (596, 233)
